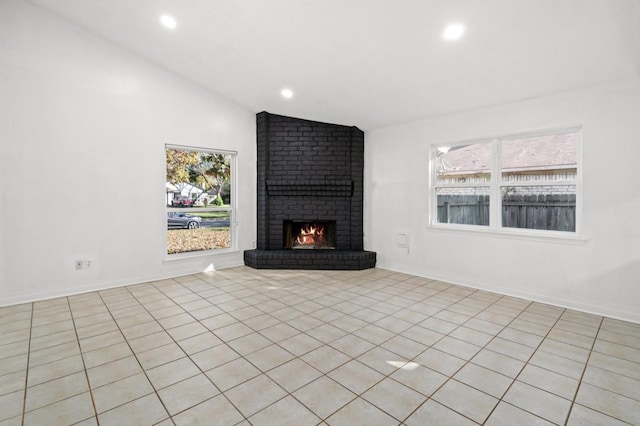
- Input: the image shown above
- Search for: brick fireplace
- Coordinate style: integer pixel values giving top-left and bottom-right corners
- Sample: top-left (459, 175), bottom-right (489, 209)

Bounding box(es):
top-left (244, 112), bottom-right (376, 270)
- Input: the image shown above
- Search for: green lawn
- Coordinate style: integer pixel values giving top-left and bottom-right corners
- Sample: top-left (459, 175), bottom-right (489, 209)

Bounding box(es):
top-left (195, 211), bottom-right (230, 219)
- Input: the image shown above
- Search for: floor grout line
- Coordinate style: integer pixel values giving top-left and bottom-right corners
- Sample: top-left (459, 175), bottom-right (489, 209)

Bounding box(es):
top-left (20, 302), bottom-right (34, 426)
top-left (563, 316), bottom-right (605, 426)
top-left (67, 297), bottom-right (100, 425)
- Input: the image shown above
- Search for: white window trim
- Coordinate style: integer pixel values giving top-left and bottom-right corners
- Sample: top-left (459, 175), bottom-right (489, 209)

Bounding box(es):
top-left (428, 127), bottom-right (584, 242)
top-left (165, 144), bottom-right (238, 258)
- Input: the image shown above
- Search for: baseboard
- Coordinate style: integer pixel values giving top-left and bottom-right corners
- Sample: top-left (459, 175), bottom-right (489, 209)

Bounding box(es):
top-left (376, 262), bottom-right (640, 325)
top-left (0, 259), bottom-right (245, 308)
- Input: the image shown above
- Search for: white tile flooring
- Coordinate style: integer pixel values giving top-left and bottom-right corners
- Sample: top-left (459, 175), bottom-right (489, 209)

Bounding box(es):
top-left (1, 266), bottom-right (640, 425)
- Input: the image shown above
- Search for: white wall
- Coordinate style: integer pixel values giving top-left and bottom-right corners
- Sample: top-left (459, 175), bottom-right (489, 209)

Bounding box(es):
top-left (365, 77), bottom-right (640, 323)
top-left (0, 0), bottom-right (256, 305)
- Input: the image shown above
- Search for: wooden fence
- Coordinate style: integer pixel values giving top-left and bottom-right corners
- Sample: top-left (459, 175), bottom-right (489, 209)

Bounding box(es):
top-left (438, 195), bottom-right (490, 226)
top-left (437, 194), bottom-right (576, 231)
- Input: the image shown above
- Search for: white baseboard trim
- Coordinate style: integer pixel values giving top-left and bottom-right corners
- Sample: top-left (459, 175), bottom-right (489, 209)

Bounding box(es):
top-left (376, 262), bottom-right (640, 325)
top-left (0, 259), bottom-right (246, 308)
top-left (5, 259), bottom-right (637, 325)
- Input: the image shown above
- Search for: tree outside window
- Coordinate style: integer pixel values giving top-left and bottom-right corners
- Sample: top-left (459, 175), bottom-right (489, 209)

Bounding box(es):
top-left (166, 146), bottom-right (235, 255)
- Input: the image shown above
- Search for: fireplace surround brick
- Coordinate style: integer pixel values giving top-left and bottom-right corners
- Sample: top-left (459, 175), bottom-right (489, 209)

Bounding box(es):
top-left (244, 112), bottom-right (375, 270)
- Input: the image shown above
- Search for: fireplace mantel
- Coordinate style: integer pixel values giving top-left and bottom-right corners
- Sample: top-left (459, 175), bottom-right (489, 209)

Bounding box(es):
top-left (266, 179), bottom-right (353, 196)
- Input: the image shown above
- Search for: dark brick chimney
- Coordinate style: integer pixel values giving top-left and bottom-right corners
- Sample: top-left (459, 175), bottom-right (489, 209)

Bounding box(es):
top-left (244, 112), bottom-right (375, 270)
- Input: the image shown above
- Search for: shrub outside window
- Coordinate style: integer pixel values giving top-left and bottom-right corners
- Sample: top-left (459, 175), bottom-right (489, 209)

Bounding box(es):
top-left (432, 130), bottom-right (580, 235)
top-left (165, 145), bottom-right (235, 255)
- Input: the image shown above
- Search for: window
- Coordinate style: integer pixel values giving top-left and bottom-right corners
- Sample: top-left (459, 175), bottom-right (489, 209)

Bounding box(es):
top-left (431, 129), bottom-right (580, 235)
top-left (165, 145), bottom-right (235, 255)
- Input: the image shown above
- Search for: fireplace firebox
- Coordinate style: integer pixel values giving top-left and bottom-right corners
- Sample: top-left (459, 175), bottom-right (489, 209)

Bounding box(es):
top-left (244, 112), bottom-right (376, 270)
top-left (284, 221), bottom-right (336, 250)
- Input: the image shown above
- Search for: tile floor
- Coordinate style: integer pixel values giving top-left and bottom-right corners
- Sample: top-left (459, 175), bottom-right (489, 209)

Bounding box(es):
top-left (1, 266), bottom-right (639, 425)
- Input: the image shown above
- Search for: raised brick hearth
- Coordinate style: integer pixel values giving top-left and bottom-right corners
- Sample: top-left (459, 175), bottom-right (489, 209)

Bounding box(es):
top-left (244, 112), bottom-right (376, 270)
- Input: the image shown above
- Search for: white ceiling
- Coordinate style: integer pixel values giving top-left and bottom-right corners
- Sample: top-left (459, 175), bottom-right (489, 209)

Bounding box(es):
top-left (26, 0), bottom-right (640, 130)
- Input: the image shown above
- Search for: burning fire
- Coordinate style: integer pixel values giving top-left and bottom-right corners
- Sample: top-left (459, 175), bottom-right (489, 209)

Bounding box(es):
top-left (296, 224), bottom-right (324, 246)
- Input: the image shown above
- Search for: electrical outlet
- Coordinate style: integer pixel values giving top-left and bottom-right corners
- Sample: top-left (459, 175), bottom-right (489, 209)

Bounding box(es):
top-left (252, 241), bottom-right (256, 248)
top-left (75, 260), bottom-right (83, 270)
top-left (84, 259), bottom-right (94, 269)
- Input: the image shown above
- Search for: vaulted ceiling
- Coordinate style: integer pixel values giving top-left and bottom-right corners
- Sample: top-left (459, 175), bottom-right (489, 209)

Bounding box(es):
top-left (26, 0), bottom-right (640, 130)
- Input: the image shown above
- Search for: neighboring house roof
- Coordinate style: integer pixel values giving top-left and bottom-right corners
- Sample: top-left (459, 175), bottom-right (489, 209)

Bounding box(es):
top-left (440, 133), bottom-right (577, 175)
top-left (166, 182), bottom-right (204, 194)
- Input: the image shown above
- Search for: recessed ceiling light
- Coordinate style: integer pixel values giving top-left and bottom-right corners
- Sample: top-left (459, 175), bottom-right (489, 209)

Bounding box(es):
top-left (443, 23), bottom-right (465, 40)
top-left (160, 14), bottom-right (177, 30)
top-left (281, 88), bottom-right (294, 99)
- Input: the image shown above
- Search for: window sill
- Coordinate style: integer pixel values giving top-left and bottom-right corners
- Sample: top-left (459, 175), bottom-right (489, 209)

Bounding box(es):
top-left (425, 224), bottom-right (587, 245)
top-left (164, 248), bottom-right (239, 262)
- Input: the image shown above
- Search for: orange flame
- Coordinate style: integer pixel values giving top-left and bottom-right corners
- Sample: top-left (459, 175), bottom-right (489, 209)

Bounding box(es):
top-left (296, 224), bottom-right (325, 246)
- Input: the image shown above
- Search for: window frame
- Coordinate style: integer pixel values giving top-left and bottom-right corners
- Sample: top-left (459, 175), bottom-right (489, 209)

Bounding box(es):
top-left (428, 127), bottom-right (583, 241)
top-left (165, 144), bottom-right (237, 258)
